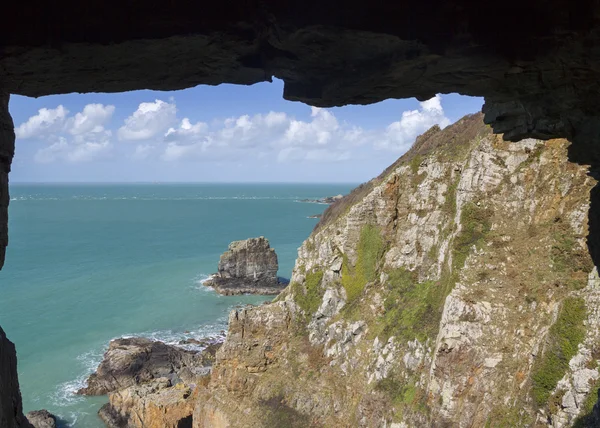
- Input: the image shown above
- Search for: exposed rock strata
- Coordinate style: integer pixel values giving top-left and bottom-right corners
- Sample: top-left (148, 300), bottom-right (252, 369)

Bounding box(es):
top-left (190, 114), bottom-right (600, 427)
top-left (78, 337), bottom-right (218, 396)
top-left (83, 337), bottom-right (219, 427)
top-left (204, 237), bottom-right (286, 295)
top-left (0, 326), bottom-right (31, 428)
top-left (99, 378), bottom-right (196, 428)
top-left (25, 410), bottom-right (56, 428)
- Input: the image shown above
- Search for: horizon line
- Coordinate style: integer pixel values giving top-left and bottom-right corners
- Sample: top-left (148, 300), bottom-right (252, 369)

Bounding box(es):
top-left (10, 181), bottom-right (362, 185)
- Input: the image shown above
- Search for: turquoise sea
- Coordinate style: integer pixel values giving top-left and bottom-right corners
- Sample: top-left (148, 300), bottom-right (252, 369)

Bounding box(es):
top-left (0, 183), bottom-right (354, 427)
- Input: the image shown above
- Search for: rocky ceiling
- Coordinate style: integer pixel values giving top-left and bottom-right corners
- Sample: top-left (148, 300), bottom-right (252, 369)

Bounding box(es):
top-left (1, 0), bottom-right (600, 268)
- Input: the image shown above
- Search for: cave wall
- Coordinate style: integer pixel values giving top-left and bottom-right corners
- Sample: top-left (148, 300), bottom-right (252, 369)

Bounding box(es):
top-left (0, 1), bottom-right (598, 267)
top-left (0, 326), bottom-right (31, 428)
top-left (0, 94), bottom-right (14, 270)
top-left (1, 3), bottom-right (600, 425)
top-left (0, 1), bottom-right (599, 266)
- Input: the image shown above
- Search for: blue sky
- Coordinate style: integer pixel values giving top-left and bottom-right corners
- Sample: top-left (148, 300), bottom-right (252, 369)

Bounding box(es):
top-left (10, 79), bottom-right (483, 183)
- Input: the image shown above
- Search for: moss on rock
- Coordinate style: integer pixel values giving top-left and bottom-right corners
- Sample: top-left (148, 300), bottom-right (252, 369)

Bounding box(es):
top-left (341, 225), bottom-right (385, 302)
top-left (532, 297), bottom-right (587, 407)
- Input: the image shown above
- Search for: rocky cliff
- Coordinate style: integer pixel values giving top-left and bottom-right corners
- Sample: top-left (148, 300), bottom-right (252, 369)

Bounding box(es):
top-left (204, 237), bottom-right (286, 295)
top-left (0, 326), bottom-right (31, 428)
top-left (191, 113), bottom-right (600, 427)
top-left (81, 337), bottom-right (220, 428)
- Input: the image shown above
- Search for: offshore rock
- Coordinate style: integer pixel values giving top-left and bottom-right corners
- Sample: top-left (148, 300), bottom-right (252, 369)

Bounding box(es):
top-left (25, 410), bottom-right (56, 428)
top-left (77, 337), bottom-right (217, 396)
top-left (204, 237), bottom-right (286, 295)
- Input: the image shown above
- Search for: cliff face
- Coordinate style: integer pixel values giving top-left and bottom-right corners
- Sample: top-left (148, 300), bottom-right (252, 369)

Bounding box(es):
top-left (194, 113), bottom-right (600, 427)
top-left (0, 326), bottom-right (31, 428)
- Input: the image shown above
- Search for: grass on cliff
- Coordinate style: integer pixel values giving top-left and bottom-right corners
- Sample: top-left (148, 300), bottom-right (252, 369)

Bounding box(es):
top-left (452, 202), bottom-right (492, 269)
top-left (373, 268), bottom-right (450, 343)
top-left (341, 224), bottom-right (386, 302)
top-left (292, 270), bottom-right (324, 317)
top-left (572, 376), bottom-right (600, 427)
top-left (551, 221), bottom-right (594, 291)
top-left (532, 297), bottom-right (587, 408)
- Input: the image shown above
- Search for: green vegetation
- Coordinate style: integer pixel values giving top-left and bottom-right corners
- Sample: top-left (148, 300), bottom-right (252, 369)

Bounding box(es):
top-left (452, 202), bottom-right (492, 270)
top-left (442, 178), bottom-right (458, 216)
top-left (373, 268), bottom-right (446, 342)
top-left (532, 297), bottom-right (587, 407)
top-left (375, 377), bottom-right (418, 406)
top-left (292, 270), bottom-right (324, 317)
top-left (484, 406), bottom-right (533, 427)
top-left (572, 376), bottom-right (600, 427)
top-left (410, 154), bottom-right (423, 175)
top-left (551, 223), bottom-right (594, 290)
top-left (341, 225), bottom-right (385, 302)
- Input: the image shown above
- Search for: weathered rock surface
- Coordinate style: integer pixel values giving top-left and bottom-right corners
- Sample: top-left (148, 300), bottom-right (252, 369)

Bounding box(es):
top-left (84, 337), bottom-right (220, 427)
top-left (204, 237), bottom-right (286, 295)
top-left (0, 326), bottom-right (31, 428)
top-left (25, 410), bottom-right (56, 428)
top-left (78, 337), bottom-right (218, 396)
top-left (99, 378), bottom-right (196, 428)
top-left (190, 114), bottom-right (600, 427)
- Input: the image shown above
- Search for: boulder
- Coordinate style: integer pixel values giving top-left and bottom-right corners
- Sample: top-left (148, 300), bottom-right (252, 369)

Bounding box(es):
top-left (77, 337), bottom-right (219, 396)
top-left (204, 237), bottom-right (287, 295)
top-left (25, 411), bottom-right (55, 428)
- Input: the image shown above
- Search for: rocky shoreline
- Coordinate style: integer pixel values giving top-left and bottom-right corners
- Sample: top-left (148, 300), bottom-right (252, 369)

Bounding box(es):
top-left (202, 237), bottom-right (287, 295)
top-left (79, 336), bottom-right (222, 427)
top-left (202, 274), bottom-right (288, 295)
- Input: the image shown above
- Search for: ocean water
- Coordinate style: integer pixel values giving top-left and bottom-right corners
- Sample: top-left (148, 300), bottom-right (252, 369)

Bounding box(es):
top-left (0, 183), bottom-right (354, 427)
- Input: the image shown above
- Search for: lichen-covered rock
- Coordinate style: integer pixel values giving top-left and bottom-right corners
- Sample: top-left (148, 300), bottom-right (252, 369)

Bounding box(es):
top-left (192, 114), bottom-right (600, 427)
top-left (25, 410), bottom-right (56, 428)
top-left (0, 326), bottom-right (31, 428)
top-left (204, 237), bottom-right (286, 295)
top-left (77, 337), bottom-right (216, 396)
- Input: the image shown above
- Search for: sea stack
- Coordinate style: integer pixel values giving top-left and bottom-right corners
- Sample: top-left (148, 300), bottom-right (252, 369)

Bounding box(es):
top-left (204, 237), bottom-right (286, 295)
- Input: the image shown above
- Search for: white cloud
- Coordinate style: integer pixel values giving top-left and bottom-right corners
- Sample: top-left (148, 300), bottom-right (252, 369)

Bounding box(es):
top-left (375, 95), bottom-right (451, 151)
top-left (164, 118), bottom-right (208, 144)
top-left (158, 96), bottom-right (450, 163)
top-left (284, 107), bottom-right (339, 146)
top-left (118, 100), bottom-right (176, 141)
top-left (35, 131), bottom-right (113, 163)
top-left (18, 104), bottom-right (116, 163)
top-left (22, 95), bottom-right (452, 167)
top-left (66, 104), bottom-right (115, 135)
top-left (15, 105), bottom-right (69, 139)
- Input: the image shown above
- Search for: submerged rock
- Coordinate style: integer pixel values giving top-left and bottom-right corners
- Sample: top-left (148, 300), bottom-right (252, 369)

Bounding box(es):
top-left (203, 237), bottom-right (287, 295)
top-left (25, 410), bottom-right (55, 428)
top-left (77, 337), bottom-right (219, 396)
